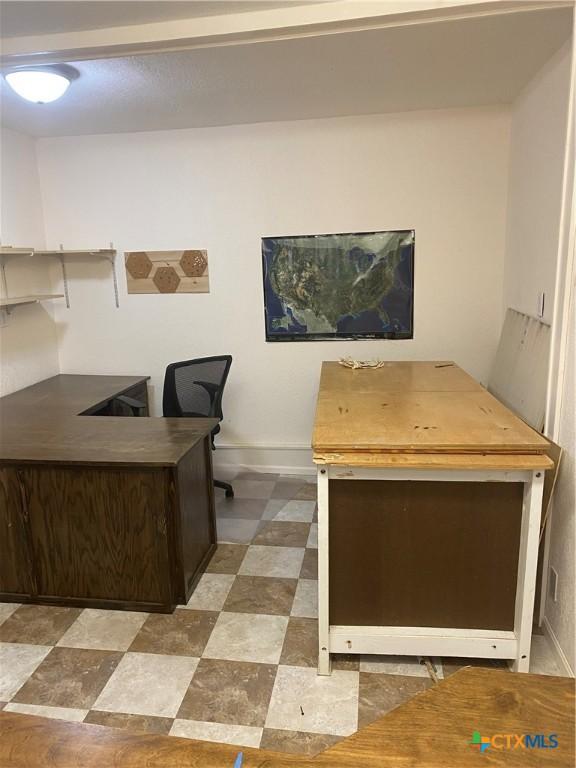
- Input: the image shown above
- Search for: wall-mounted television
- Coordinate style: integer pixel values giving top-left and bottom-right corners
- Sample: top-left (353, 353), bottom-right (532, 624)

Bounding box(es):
top-left (262, 229), bottom-right (414, 341)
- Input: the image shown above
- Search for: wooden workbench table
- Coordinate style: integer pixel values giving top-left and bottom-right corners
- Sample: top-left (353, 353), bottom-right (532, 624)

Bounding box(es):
top-left (312, 361), bottom-right (552, 674)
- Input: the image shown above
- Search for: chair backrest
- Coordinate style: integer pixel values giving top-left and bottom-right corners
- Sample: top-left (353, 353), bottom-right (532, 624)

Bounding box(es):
top-left (162, 355), bottom-right (232, 420)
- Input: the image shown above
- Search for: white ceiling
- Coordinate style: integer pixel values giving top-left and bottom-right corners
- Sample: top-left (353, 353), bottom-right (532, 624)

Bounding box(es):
top-left (0, 6), bottom-right (572, 137)
top-left (0, 2), bottom-right (322, 38)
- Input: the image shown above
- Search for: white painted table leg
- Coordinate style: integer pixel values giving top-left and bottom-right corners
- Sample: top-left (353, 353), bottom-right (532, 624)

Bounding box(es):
top-left (317, 466), bottom-right (331, 675)
top-left (511, 470), bottom-right (545, 673)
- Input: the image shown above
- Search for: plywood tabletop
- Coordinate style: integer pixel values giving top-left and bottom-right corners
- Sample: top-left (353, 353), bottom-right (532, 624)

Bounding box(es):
top-left (314, 451), bottom-right (554, 471)
top-left (313, 361), bottom-right (549, 456)
top-left (319, 360), bottom-right (484, 393)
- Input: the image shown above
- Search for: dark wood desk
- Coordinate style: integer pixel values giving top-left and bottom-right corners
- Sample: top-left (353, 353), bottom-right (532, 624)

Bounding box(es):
top-left (0, 375), bottom-right (219, 612)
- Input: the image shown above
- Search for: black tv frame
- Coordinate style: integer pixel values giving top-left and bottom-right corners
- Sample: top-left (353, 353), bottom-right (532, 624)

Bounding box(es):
top-left (262, 229), bottom-right (415, 342)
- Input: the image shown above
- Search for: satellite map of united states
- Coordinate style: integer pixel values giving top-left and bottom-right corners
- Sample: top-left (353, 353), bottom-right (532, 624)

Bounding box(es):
top-left (262, 230), bottom-right (414, 340)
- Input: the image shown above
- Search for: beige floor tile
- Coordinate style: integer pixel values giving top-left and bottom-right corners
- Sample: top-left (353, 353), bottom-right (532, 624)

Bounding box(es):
top-left (203, 612), bottom-right (288, 664)
top-left (217, 518), bottom-right (260, 544)
top-left (129, 610), bottom-right (217, 657)
top-left (291, 580), bottom-right (318, 619)
top-left (307, 524), bottom-right (318, 549)
top-left (84, 710), bottom-right (173, 735)
top-left (293, 484), bottom-right (318, 501)
top-left (275, 501), bottom-right (316, 523)
top-left (94, 652), bottom-right (199, 718)
top-left (0, 604), bottom-right (20, 627)
top-left (4, 702), bottom-right (88, 722)
top-left (235, 472), bottom-right (280, 482)
top-left (239, 546), bottom-right (304, 579)
top-left (260, 728), bottom-right (341, 755)
top-left (262, 500), bottom-right (289, 520)
top-left (12, 647), bottom-right (122, 709)
top-left (0, 643), bottom-right (52, 701)
top-left (57, 609), bottom-right (148, 652)
top-left (252, 521), bottom-right (310, 548)
top-left (300, 549), bottom-right (318, 580)
top-left (271, 480), bottom-right (308, 500)
top-left (358, 672), bottom-right (432, 728)
top-left (0, 605), bottom-right (81, 646)
top-left (266, 665), bottom-right (359, 736)
top-left (359, 655), bottom-right (439, 678)
top-left (177, 658), bottom-right (276, 727)
top-left (223, 576), bottom-right (296, 616)
top-left (231, 480), bottom-right (276, 499)
top-left (216, 498), bottom-right (268, 520)
top-left (184, 574), bottom-right (236, 611)
top-left (205, 544), bottom-right (248, 575)
top-left (280, 617), bottom-right (317, 668)
top-left (170, 719), bottom-right (262, 748)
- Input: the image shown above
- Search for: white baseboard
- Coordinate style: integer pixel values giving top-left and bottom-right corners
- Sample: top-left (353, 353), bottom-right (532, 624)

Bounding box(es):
top-left (213, 444), bottom-right (315, 476)
top-left (543, 617), bottom-right (575, 678)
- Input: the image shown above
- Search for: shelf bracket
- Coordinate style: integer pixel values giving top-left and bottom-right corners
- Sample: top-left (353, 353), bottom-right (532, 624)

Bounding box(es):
top-left (59, 244), bottom-right (71, 309)
top-left (106, 242), bottom-right (120, 309)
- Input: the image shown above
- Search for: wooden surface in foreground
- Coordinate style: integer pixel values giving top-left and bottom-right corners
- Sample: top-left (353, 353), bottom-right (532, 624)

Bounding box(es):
top-left (0, 668), bottom-right (573, 767)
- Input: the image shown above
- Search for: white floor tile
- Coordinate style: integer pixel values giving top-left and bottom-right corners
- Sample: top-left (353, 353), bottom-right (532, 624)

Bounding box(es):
top-left (170, 719), bottom-right (262, 748)
top-left (93, 652), bottom-right (199, 718)
top-left (0, 604), bottom-right (20, 627)
top-left (0, 643), bottom-right (52, 701)
top-left (266, 665), bottom-right (358, 736)
top-left (307, 524), bottom-right (318, 549)
top-left (203, 612), bottom-right (288, 665)
top-left (4, 703), bottom-right (88, 722)
top-left (184, 574), bottom-right (236, 611)
top-left (239, 546), bottom-right (304, 579)
top-left (57, 609), bottom-right (148, 652)
top-left (291, 580), bottom-right (318, 619)
top-left (275, 501), bottom-right (316, 523)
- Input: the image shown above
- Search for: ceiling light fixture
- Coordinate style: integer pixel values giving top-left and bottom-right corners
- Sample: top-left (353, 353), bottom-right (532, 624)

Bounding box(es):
top-left (4, 64), bottom-right (79, 104)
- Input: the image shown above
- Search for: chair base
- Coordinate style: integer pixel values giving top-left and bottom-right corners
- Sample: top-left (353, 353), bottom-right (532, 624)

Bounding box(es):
top-left (214, 479), bottom-right (234, 498)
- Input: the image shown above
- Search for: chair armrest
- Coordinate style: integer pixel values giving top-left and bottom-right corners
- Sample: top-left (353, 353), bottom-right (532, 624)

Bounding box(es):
top-left (115, 395), bottom-right (147, 416)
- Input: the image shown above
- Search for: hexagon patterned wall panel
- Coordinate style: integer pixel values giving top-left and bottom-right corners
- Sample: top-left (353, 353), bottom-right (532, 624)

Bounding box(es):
top-left (125, 250), bottom-right (209, 294)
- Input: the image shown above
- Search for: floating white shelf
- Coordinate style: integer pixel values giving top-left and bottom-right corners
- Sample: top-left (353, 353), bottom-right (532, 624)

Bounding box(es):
top-left (35, 249), bottom-right (116, 259)
top-left (0, 247), bottom-right (35, 257)
top-left (0, 294), bottom-right (64, 310)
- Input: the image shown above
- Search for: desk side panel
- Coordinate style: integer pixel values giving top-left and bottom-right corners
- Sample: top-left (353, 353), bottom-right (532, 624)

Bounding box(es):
top-left (20, 466), bottom-right (172, 610)
top-left (329, 480), bottom-right (523, 630)
top-left (0, 468), bottom-right (34, 597)
top-left (172, 438), bottom-right (216, 604)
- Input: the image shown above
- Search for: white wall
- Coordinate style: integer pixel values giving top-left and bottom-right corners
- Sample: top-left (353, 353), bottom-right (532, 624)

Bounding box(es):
top-left (36, 107), bottom-right (510, 467)
top-left (503, 40), bottom-right (574, 674)
top-left (546, 282), bottom-right (575, 674)
top-left (0, 127), bottom-right (59, 395)
top-left (503, 43), bottom-right (572, 325)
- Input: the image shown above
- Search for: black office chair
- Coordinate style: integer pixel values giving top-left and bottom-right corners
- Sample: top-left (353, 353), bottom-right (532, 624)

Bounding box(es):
top-left (163, 355), bottom-right (234, 498)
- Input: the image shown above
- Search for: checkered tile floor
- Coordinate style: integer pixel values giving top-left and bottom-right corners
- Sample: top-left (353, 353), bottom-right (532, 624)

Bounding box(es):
top-left (0, 472), bottom-right (560, 754)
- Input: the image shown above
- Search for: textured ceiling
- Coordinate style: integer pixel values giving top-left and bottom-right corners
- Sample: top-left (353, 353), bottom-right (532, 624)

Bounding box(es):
top-left (0, 7), bottom-right (571, 137)
top-left (0, 1), bottom-right (323, 37)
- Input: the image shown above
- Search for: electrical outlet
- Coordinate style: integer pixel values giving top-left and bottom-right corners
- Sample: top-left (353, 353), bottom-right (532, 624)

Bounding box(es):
top-left (537, 292), bottom-right (546, 318)
top-left (548, 566), bottom-right (559, 602)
